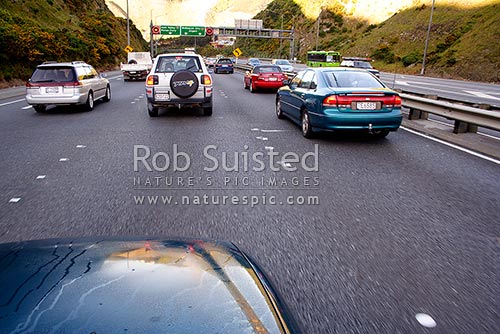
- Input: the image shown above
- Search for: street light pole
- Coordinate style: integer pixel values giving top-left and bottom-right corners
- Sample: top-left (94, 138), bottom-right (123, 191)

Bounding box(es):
top-left (315, 11), bottom-right (320, 51)
top-left (421, 0), bottom-right (436, 75)
top-left (126, 0), bottom-right (130, 46)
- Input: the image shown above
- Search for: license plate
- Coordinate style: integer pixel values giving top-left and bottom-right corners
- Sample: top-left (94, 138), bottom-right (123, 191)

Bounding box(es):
top-left (155, 93), bottom-right (170, 101)
top-left (269, 77), bottom-right (278, 81)
top-left (45, 87), bottom-right (59, 94)
top-left (356, 102), bottom-right (377, 110)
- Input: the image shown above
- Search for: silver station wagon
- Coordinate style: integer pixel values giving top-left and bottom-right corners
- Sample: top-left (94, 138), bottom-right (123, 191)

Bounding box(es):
top-left (25, 61), bottom-right (111, 112)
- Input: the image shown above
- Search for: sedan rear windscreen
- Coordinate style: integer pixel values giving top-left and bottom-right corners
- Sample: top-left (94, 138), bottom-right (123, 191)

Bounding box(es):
top-left (325, 71), bottom-right (384, 88)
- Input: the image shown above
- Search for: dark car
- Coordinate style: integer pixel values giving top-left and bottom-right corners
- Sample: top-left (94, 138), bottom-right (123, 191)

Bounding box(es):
top-left (247, 58), bottom-right (262, 67)
top-left (244, 65), bottom-right (288, 93)
top-left (276, 67), bottom-right (402, 138)
top-left (340, 57), bottom-right (380, 77)
top-left (214, 58), bottom-right (234, 74)
top-left (0, 237), bottom-right (300, 334)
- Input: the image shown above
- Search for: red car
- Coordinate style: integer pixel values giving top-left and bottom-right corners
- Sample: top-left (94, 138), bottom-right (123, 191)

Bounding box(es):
top-left (244, 65), bottom-right (288, 93)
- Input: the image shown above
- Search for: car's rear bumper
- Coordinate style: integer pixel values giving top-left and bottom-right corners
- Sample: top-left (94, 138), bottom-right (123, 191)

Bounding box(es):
top-left (215, 67), bottom-right (233, 73)
top-left (310, 110), bottom-right (403, 130)
top-left (123, 71), bottom-right (148, 80)
top-left (255, 81), bottom-right (285, 90)
top-left (26, 93), bottom-right (87, 105)
top-left (146, 89), bottom-right (212, 107)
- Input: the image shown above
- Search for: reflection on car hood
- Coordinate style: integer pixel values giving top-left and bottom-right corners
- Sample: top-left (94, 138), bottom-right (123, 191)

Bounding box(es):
top-left (0, 237), bottom-right (292, 334)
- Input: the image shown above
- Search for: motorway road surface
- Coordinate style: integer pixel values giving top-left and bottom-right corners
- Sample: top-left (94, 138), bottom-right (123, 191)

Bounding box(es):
top-left (0, 71), bottom-right (499, 333)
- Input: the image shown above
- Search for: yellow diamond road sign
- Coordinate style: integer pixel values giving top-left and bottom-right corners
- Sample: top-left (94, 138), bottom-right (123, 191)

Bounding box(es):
top-left (124, 45), bottom-right (133, 53)
top-left (233, 48), bottom-right (242, 57)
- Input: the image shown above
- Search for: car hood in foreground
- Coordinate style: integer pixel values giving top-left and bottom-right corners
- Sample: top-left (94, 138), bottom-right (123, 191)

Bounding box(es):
top-left (0, 237), bottom-right (294, 334)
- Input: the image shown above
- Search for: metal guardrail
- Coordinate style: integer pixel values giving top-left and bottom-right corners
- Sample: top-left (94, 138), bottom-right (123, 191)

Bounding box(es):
top-left (401, 93), bottom-right (500, 133)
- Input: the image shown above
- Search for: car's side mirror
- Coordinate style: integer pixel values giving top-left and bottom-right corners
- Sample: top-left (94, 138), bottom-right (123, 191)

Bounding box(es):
top-left (245, 71), bottom-right (250, 75)
top-left (100, 73), bottom-right (107, 78)
top-left (310, 82), bottom-right (317, 89)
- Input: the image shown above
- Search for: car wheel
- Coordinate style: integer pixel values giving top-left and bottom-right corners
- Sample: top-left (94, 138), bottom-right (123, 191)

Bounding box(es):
top-left (147, 102), bottom-right (158, 117)
top-left (372, 129), bottom-right (389, 138)
top-left (302, 110), bottom-right (313, 138)
top-left (85, 92), bottom-right (94, 111)
top-left (250, 80), bottom-right (256, 93)
top-left (103, 85), bottom-right (111, 102)
top-left (203, 106), bottom-right (213, 116)
top-left (276, 97), bottom-right (284, 119)
top-left (170, 70), bottom-right (199, 98)
top-left (33, 105), bottom-right (46, 113)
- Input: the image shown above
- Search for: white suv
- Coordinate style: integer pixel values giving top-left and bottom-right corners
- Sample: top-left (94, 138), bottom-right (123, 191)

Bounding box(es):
top-left (25, 61), bottom-right (110, 112)
top-left (145, 53), bottom-right (213, 117)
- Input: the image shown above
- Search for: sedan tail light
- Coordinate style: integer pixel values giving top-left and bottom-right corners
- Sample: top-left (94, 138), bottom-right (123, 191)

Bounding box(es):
top-left (146, 75), bottom-right (158, 86)
top-left (323, 95), bottom-right (338, 106)
top-left (323, 94), bottom-right (402, 108)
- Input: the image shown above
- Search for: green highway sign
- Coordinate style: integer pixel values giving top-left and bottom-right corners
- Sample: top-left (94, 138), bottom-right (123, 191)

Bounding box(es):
top-left (181, 26), bottom-right (206, 36)
top-left (161, 25), bottom-right (181, 35)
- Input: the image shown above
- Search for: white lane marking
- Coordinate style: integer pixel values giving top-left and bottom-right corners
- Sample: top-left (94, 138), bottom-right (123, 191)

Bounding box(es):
top-left (9, 197), bottom-right (21, 203)
top-left (260, 129), bottom-right (287, 133)
top-left (0, 98), bottom-right (25, 107)
top-left (464, 90), bottom-right (500, 101)
top-left (36, 175), bottom-right (46, 180)
top-left (59, 158), bottom-right (69, 162)
top-left (277, 161), bottom-right (292, 168)
top-left (395, 81), bottom-right (409, 86)
top-left (401, 126), bottom-right (500, 165)
top-left (415, 313), bottom-right (437, 328)
top-left (251, 128), bottom-right (260, 131)
top-left (76, 145), bottom-right (86, 148)
top-left (131, 101), bottom-right (136, 104)
top-left (264, 146), bottom-right (274, 150)
top-left (108, 75), bottom-right (123, 80)
top-left (478, 132), bottom-right (500, 141)
top-left (22, 106), bottom-right (32, 110)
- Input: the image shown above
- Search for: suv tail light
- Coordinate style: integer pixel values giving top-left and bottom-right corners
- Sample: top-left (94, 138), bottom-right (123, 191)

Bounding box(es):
top-left (146, 75), bottom-right (158, 86)
top-left (201, 75), bottom-right (212, 85)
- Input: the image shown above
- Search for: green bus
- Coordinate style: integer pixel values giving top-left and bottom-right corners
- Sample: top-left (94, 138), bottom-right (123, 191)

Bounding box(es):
top-left (306, 51), bottom-right (341, 67)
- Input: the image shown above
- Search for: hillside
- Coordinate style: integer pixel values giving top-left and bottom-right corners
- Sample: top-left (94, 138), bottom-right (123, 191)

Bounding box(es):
top-left (0, 0), bottom-right (146, 85)
top-left (242, 0), bottom-right (500, 82)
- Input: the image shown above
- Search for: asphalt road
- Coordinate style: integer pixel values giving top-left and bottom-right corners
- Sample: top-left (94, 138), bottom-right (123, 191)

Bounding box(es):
top-left (0, 71), bottom-right (499, 333)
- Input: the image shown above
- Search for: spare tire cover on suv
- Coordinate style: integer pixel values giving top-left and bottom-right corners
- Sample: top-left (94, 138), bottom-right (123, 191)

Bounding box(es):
top-left (170, 70), bottom-right (199, 98)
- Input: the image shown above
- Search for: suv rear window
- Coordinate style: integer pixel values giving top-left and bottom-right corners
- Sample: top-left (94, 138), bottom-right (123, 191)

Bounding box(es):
top-left (217, 59), bottom-right (232, 64)
top-left (155, 56), bottom-right (202, 73)
top-left (30, 67), bottom-right (76, 83)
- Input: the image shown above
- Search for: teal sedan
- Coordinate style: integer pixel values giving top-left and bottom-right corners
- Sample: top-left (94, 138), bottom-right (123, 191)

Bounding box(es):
top-left (276, 67), bottom-right (403, 138)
